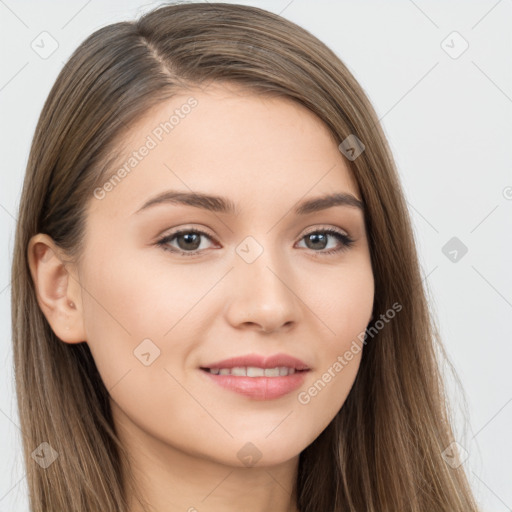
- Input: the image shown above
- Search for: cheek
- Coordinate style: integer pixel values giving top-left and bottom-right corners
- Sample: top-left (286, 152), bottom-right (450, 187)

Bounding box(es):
top-left (78, 245), bottom-right (218, 386)
top-left (296, 259), bottom-right (373, 422)
top-left (309, 255), bottom-right (374, 342)
top-left (78, 246), bottom-right (166, 388)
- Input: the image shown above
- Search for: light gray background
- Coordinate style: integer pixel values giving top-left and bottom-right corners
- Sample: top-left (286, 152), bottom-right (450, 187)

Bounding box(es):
top-left (1, 1), bottom-right (511, 510)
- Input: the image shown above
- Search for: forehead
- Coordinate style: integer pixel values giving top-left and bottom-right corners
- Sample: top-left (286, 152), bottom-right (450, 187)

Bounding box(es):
top-left (88, 83), bottom-right (361, 218)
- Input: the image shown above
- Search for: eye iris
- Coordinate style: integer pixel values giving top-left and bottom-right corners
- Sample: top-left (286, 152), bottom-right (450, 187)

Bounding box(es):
top-left (177, 232), bottom-right (201, 251)
top-left (306, 232), bottom-right (327, 250)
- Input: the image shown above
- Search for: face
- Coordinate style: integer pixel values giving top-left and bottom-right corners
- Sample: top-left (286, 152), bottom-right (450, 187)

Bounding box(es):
top-left (56, 83), bottom-right (374, 468)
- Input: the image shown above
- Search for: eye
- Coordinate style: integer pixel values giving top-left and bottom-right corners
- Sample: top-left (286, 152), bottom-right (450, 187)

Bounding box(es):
top-left (296, 228), bottom-right (354, 255)
top-left (156, 226), bottom-right (354, 257)
top-left (156, 228), bottom-right (217, 257)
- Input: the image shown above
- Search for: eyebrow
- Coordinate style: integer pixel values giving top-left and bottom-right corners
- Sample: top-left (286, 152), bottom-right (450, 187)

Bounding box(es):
top-left (133, 190), bottom-right (364, 216)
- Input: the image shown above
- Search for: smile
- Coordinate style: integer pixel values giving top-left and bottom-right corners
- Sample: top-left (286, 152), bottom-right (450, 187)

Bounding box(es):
top-left (203, 366), bottom-right (302, 377)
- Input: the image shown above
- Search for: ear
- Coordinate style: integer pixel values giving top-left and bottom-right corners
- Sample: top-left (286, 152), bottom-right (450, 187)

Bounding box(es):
top-left (27, 233), bottom-right (86, 344)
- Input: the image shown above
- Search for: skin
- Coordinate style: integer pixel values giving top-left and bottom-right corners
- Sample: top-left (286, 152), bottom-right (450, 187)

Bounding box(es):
top-left (28, 83), bottom-right (374, 512)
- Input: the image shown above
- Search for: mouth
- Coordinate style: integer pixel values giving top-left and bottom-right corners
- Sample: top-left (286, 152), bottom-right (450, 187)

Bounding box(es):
top-left (199, 365), bottom-right (311, 400)
top-left (198, 353), bottom-right (311, 400)
top-left (200, 366), bottom-right (309, 377)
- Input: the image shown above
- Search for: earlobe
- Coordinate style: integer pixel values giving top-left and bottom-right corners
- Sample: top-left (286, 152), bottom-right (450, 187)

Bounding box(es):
top-left (27, 233), bottom-right (86, 344)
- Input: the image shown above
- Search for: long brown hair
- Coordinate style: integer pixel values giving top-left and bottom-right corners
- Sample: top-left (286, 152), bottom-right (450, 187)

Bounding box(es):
top-left (11, 3), bottom-right (479, 511)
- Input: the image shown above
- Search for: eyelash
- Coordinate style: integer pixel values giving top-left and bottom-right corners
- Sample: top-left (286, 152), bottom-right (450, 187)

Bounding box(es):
top-left (156, 227), bottom-right (354, 258)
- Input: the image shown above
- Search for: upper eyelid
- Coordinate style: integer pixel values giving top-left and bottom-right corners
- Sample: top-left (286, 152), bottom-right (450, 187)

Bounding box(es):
top-left (159, 224), bottom-right (350, 239)
top-left (302, 225), bottom-right (349, 236)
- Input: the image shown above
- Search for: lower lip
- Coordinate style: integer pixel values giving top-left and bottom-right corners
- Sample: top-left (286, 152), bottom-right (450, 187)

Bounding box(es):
top-left (200, 369), bottom-right (309, 400)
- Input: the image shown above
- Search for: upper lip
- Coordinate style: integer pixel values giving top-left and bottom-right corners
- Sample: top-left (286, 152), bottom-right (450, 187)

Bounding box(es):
top-left (201, 353), bottom-right (311, 371)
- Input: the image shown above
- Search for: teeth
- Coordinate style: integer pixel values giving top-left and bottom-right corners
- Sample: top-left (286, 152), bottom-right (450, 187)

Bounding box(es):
top-left (206, 366), bottom-right (298, 377)
top-left (247, 366), bottom-right (264, 377)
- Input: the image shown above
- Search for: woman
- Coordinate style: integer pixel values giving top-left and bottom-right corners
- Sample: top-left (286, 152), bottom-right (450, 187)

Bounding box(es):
top-left (11, 2), bottom-right (480, 511)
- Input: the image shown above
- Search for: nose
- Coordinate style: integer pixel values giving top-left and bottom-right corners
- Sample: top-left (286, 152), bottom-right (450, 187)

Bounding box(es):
top-left (224, 248), bottom-right (301, 334)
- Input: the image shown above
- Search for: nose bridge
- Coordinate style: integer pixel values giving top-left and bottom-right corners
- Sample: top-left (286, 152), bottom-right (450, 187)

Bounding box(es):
top-left (226, 236), bottom-right (300, 331)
